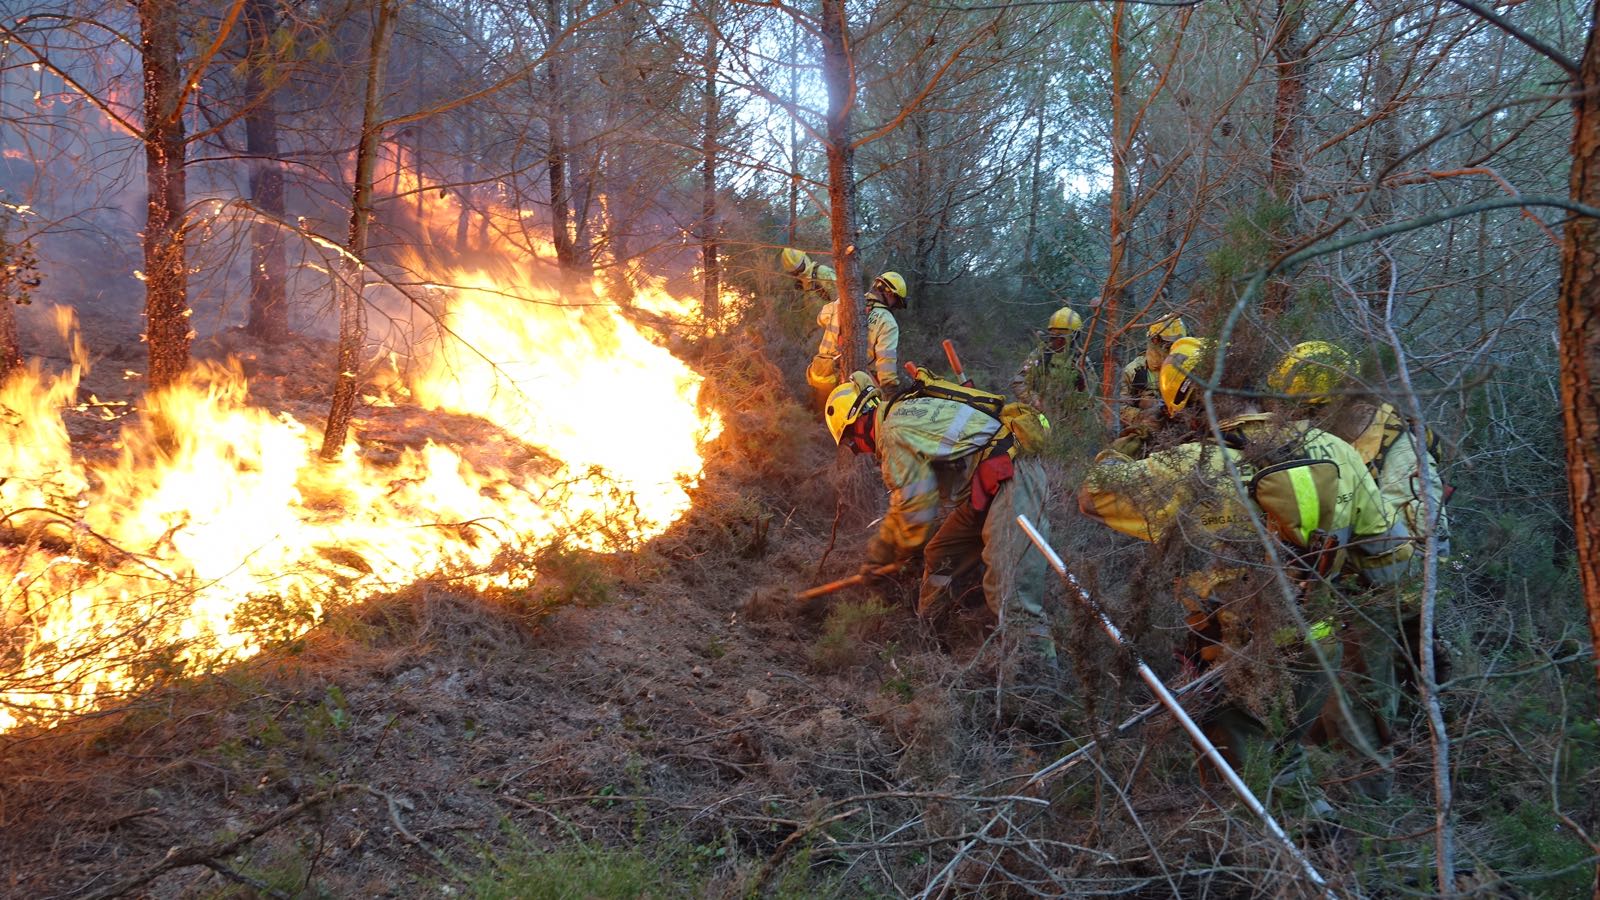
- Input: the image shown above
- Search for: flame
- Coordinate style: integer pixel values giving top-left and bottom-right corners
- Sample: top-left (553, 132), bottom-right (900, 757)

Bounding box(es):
top-left (0, 168), bottom-right (724, 732)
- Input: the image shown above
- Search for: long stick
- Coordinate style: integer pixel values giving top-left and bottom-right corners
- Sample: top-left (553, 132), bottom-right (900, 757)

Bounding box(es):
top-left (1015, 515), bottom-right (1336, 898)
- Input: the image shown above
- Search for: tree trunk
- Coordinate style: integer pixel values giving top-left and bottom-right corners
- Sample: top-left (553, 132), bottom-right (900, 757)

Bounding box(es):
top-left (1263, 0), bottom-right (1306, 317)
top-left (0, 299), bottom-right (19, 377)
top-left (320, 0), bottom-right (394, 461)
top-left (139, 0), bottom-right (190, 390)
top-left (1097, 0), bottom-right (1129, 419)
top-left (787, 16), bottom-right (800, 245)
top-left (700, 0), bottom-right (720, 319)
top-left (545, 0), bottom-right (578, 278)
top-left (1024, 91), bottom-right (1047, 286)
top-left (819, 0), bottom-right (865, 375)
top-left (1560, 0), bottom-right (1600, 725)
top-left (1367, 26), bottom-right (1402, 317)
top-left (243, 0), bottom-right (289, 343)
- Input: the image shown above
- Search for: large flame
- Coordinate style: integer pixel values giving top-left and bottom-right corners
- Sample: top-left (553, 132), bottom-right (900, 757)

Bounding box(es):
top-left (0, 167), bottom-right (722, 732)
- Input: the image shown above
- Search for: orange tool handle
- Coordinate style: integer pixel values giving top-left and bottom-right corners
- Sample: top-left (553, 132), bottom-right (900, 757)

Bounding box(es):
top-left (942, 339), bottom-right (972, 387)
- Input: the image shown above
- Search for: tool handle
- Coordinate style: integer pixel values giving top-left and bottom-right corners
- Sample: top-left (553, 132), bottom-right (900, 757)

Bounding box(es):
top-left (796, 564), bottom-right (901, 601)
top-left (942, 339), bottom-right (972, 387)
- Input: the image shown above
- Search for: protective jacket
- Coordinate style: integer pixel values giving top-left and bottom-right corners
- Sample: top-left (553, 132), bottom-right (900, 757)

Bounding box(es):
top-left (1119, 356), bottom-right (1160, 426)
top-left (1336, 402), bottom-right (1450, 558)
top-left (1079, 413), bottom-right (1413, 585)
top-left (869, 396), bottom-right (1002, 555)
top-left (796, 261), bottom-right (836, 302)
top-left (813, 295), bottom-right (900, 391)
top-left (1011, 342), bottom-right (1089, 407)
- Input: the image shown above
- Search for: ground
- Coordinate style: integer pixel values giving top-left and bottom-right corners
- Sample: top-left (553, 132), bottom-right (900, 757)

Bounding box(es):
top-left (2, 300), bottom-right (1591, 899)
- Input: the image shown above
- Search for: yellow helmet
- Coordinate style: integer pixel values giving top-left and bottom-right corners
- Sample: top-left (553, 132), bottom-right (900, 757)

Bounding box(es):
top-left (1048, 307), bottom-right (1084, 334)
top-left (824, 371), bottom-right (880, 444)
top-left (780, 247), bottom-right (809, 276)
top-left (1159, 336), bottom-right (1212, 416)
top-left (874, 271), bottom-right (907, 303)
top-left (1148, 314), bottom-right (1188, 344)
top-left (1268, 341), bottom-right (1356, 403)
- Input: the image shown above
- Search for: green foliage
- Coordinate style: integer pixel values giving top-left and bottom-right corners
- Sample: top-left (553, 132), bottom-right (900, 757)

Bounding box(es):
top-left (1206, 198), bottom-right (1292, 285)
top-left (811, 598), bottom-right (893, 671)
top-left (468, 835), bottom-right (691, 900)
top-left (528, 545), bottom-right (616, 608)
top-left (1484, 800), bottom-right (1594, 896)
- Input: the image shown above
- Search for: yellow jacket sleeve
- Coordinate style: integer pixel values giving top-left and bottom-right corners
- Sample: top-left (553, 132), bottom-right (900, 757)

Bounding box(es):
top-left (1078, 441), bottom-right (1253, 542)
top-left (867, 307), bottom-right (900, 388)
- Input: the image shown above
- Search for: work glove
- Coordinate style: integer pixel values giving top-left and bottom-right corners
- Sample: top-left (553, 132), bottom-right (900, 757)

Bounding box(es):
top-left (860, 536), bottom-right (899, 576)
top-left (1108, 423), bottom-right (1150, 459)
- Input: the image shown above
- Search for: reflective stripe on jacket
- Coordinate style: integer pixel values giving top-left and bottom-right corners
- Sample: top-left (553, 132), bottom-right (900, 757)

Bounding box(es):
top-left (816, 298), bottom-right (900, 389)
top-left (874, 396), bottom-right (1001, 555)
top-left (1078, 413), bottom-right (1412, 583)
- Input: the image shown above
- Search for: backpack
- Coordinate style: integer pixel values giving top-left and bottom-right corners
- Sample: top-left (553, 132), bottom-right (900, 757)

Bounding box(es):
top-left (1226, 420), bottom-right (1347, 574)
top-left (897, 366), bottom-right (1051, 455)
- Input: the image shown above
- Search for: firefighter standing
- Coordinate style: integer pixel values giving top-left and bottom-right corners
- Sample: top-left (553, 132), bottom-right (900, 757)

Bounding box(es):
top-left (825, 371), bottom-right (1056, 678)
top-left (1011, 306), bottom-right (1089, 406)
top-left (807, 271), bottom-right (905, 410)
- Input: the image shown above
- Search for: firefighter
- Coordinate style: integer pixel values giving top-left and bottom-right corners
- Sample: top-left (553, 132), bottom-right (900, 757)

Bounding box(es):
top-left (1270, 341), bottom-right (1451, 795)
top-left (824, 371), bottom-right (1056, 678)
top-left (1080, 337), bottom-right (1411, 809)
top-left (1119, 313), bottom-right (1188, 426)
top-left (779, 247), bottom-right (836, 303)
top-left (807, 271), bottom-right (905, 410)
top-left (1268, 341), bottom-right (1449, 561)
top-left (1011, 305), bottom-right (1088, 406)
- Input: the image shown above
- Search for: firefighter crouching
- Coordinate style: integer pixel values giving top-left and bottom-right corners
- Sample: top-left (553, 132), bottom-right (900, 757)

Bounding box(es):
top-left (1079, 337), bottom-right (1412, 812)
top-left (1270, 341), bottom-right (1452, 797)
top-left (825, 370), bottom-right (1057, 682)
top-left (1119, 313), bottom-right (1188, 427)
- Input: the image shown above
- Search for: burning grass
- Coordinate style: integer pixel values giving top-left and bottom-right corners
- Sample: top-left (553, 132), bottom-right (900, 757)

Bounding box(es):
top-left (1, 250), bottom-right (721, 733)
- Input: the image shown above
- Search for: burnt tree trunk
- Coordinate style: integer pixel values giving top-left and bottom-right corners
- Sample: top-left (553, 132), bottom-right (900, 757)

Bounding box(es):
top-left (243, 0), bottom-right (289, 343)
top-left (139, 0), bottom-right (190, 390)
top-left (1560, 1), bottom-right (1600, 720)
top-left (700, 0), bottom-right (721, 319)
top-left (320, 0), bottom-right (394, 461)
top-left (819, 0), bottom-right (865, 375)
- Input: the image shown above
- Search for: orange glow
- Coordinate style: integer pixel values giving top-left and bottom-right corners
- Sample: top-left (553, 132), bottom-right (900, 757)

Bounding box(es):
top-left (0, 166), bottom-right (722, 732)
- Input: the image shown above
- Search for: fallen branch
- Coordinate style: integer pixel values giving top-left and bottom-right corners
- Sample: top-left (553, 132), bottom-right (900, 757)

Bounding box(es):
top-left (748, 806), bottom-right (862, 896)
top-left (79, 784), bottom-right (360, 900)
